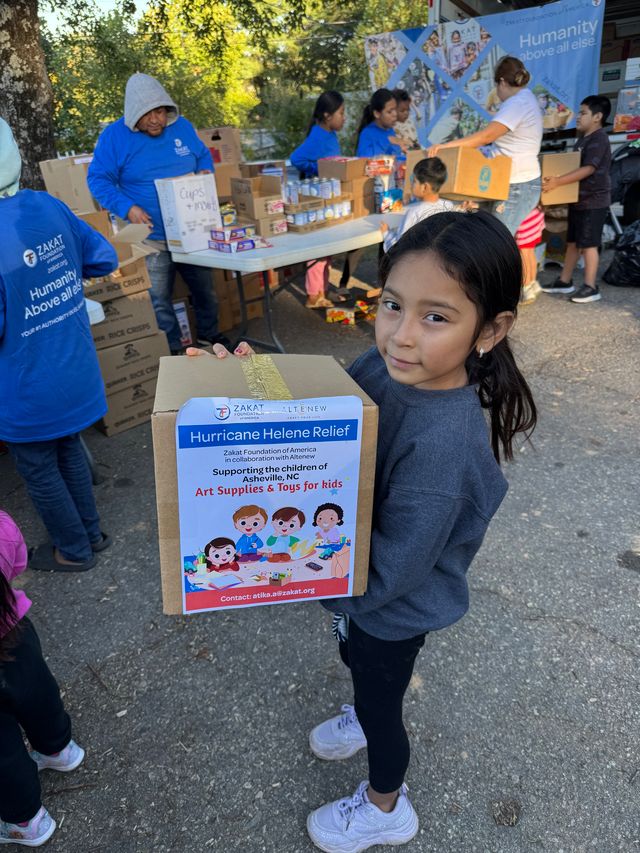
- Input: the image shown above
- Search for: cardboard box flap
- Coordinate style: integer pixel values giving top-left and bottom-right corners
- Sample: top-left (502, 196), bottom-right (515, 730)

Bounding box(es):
top-left (112, 223), bottom-right (152, 244)
top-left (153, 354), bottom-right (376, 414)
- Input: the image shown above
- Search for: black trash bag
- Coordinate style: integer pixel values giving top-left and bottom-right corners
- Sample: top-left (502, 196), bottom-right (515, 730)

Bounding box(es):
top-left (603, 220), bottom-right (640, 287)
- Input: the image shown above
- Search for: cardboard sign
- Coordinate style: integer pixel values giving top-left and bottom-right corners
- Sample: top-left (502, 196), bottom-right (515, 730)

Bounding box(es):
top-left (176, 393), bottom-right (363, 614)
top-left (152, 354), bottom-right (378, 615)
top-left (155, 173), bottom-right (222, 253)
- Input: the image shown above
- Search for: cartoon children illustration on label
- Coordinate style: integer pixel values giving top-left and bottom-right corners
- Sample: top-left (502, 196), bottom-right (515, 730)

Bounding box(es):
top-left (313, 502), bottom-right (346, 560)
top-left (204, 537), bottom-right (240, 572)
top-left (233, 504), bottom-right (267, 562)
top-left (264, 507), bottom-right (305, 562)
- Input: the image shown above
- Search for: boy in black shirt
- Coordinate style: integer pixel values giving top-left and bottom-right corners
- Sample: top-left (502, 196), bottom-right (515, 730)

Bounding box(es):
top-left (541, 95), bottom-right (611, 303)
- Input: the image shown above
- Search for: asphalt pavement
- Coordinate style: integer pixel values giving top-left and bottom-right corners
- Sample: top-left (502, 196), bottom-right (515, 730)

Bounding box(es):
top-left (2, 248), bottom-right (639, 852)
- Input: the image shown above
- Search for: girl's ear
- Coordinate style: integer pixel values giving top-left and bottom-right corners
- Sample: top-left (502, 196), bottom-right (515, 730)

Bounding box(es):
top-left (475, 311), bottom-right (515, 355)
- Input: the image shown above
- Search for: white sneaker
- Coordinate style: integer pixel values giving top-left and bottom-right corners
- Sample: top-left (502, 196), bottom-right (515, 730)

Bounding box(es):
top-left (307, 780), bottom-right (419, 853)
top-left (0, 806), bottom-right (56, 847)
top-left (30, 740), bottom-right (85, 772)
top-left (310, 705), bottom-right (367, 760)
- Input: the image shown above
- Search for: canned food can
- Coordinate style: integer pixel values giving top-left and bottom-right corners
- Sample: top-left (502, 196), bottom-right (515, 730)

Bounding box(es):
top-left (316, 207), bottom-right (326, 222)
top-left (286, 213), bottom-right (295, 224)
top-left (294, 212), bottom-right (307, 225)
top-left (325, 204), bottom-right (334, 219)
top-left (331, 178), bottom-right (341, 198)
top-left (307, 209), bottom-right (317, 223)
top-left (319, 180), bottom-right (332, 200)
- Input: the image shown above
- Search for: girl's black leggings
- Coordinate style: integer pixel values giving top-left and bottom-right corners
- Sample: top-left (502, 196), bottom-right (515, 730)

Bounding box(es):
top-left (0, 618), bottom-right (71, 823)
top-left (339, 618), bottom-right (427, 794)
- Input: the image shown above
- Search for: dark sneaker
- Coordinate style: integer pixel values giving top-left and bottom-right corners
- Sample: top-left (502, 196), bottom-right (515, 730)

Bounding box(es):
top-left (541, 277), bottom-right (575, 294)
top-left (570, 284), bottom-right (601, 303)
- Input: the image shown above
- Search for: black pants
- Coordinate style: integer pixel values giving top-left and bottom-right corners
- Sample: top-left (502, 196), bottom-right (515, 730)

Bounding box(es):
top-left (339, 619), bottom-right (426, 793)
top-left (0, 618), bottom-right (71, 823)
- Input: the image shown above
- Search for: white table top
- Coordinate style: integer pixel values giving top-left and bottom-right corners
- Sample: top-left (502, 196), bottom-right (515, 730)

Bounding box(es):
top-left (171, 213), bottom-right (403, 273)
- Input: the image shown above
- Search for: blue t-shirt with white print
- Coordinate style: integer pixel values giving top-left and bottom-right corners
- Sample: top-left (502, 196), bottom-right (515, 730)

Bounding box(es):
top-left (0, 191), bottom-right (118, 442)
top-left (87, 116), bottom-right (213, 241)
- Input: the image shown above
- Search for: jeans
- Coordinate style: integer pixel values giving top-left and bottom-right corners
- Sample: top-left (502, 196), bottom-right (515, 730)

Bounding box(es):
top-left (491, 177), bottom-right (541, 236)
top-left (339, 619), bottom-right (427, 793)
top-left (145, 248), bottom-right (219, 350)
top-left (7, 434), bottom-right (101, 562)
top-left (0, 618), bottom-right (72, 823)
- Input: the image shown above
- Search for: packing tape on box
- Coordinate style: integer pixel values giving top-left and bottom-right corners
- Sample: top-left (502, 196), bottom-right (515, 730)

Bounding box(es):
top-left (240, 355), bottom-right (293, 400)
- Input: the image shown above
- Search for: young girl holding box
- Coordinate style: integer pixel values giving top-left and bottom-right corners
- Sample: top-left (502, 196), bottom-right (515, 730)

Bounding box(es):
top-left (290, 91), bottom-right (347, 309)
top-left (189, 209), bottom-right (536, 852)
top-left (0, 510), bottom-right (85, 847)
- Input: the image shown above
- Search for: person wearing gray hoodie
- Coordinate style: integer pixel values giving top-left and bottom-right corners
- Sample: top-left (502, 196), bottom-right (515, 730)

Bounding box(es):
top-left (88, 73), bottom-right (227, 353)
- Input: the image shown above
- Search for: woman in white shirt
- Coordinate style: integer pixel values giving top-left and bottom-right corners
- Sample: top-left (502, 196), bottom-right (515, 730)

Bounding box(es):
top-left (428, 56), bottom-right (542, 235)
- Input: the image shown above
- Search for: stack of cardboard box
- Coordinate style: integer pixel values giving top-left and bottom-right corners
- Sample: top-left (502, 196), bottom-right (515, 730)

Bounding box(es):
top-left (318, 158), bottom-right (376, 218)
top-left (231, 175), bottom-right (287, 238)
top-left (196, 127), bottom-right (244, 199)
top-left (80, 212), bottom-right (170, 436)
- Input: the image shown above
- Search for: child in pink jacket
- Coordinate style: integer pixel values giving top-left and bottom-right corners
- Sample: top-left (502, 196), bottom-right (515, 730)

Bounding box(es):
top-left (0, 510), bottom-right (85, 847)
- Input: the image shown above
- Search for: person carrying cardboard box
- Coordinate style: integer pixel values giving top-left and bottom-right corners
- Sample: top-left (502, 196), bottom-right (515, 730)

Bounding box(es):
top-left (0, 119), bottom-right (118, 573)
top-left (87, 73), bottom-right (229, 353)
top-left (541, 95), bottom-right (612, 304)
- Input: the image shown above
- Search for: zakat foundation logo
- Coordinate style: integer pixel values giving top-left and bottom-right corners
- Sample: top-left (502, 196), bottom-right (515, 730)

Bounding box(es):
top-left (174, 138), bottom-right (190, 156)
top-left (23, 249), bottom-right (37, 268)
top-left (174, 138), bottom-right (182, 147)
top-left (213, 403), bottom-right (231, 421)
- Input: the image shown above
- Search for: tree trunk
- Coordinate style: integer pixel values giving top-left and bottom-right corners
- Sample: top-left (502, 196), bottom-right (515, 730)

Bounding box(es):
top-left (0, 0), bottom-right (56, 189)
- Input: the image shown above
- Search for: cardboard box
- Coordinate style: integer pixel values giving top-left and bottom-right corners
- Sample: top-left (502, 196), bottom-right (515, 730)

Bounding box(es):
top-left (155, 173), bottom-right (222, 253)
top-left (351, 194), bottom-right (376, 218)
top-left (84, 256), bottom-right (152, 302)
top-left (91, 291), bottom-right (159, 350)
top-left (343, 177), bottom-right (376, 197)
top-left (213, 163), bottom-right (242, 198)
top-left (318, 157), bottom-right (368, 182)
top-left (240, 160), bottom-right (287, 180)
top-left (97, 333), bottom-right (170, 394)
top-left (196, 127), bottom-right (242, 165)
top-left (151, 354), bottom-right (378, 614)
top-left (210, 224), bottom-right (256, 242)
top-left (240, 215), bottom-right (288, 238)
top-left (79, 214), bottom-right (157, 302)
top-left (540, 152), bottom-right (581, 205)
top-left (231, 176), bottom-right (284, 219)
top-left (98, 377), bottom-right (158, 437)
top-left (208, 237), bottom-right (271, 253)
top-left (437, 148), bottom-right (511, 201)
top-left (39, 154), bottom-right (98, 212)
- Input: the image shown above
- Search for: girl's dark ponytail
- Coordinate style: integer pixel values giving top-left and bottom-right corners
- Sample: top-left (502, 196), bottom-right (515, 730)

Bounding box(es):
top-left (466, 340), bottom-right (536, 462)
top-left (380, 210), bottom-right (538, 464)
top-left (356, 88), bottom-right (395, 142)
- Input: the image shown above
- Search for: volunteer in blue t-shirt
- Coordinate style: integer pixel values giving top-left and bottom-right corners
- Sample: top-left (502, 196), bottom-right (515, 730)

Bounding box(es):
top-left (0, 118), bottom-right (118, 573)
top-left (87, 73), bottom-right (228, 354)
top-left (356, 89), bottom-right (407, 158)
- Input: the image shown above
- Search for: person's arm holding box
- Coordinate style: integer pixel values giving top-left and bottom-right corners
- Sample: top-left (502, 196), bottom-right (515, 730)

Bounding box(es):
top-left (542, 164), bottom-right (595, 194)
top-left (87, 128), bottom-right (151, 226)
